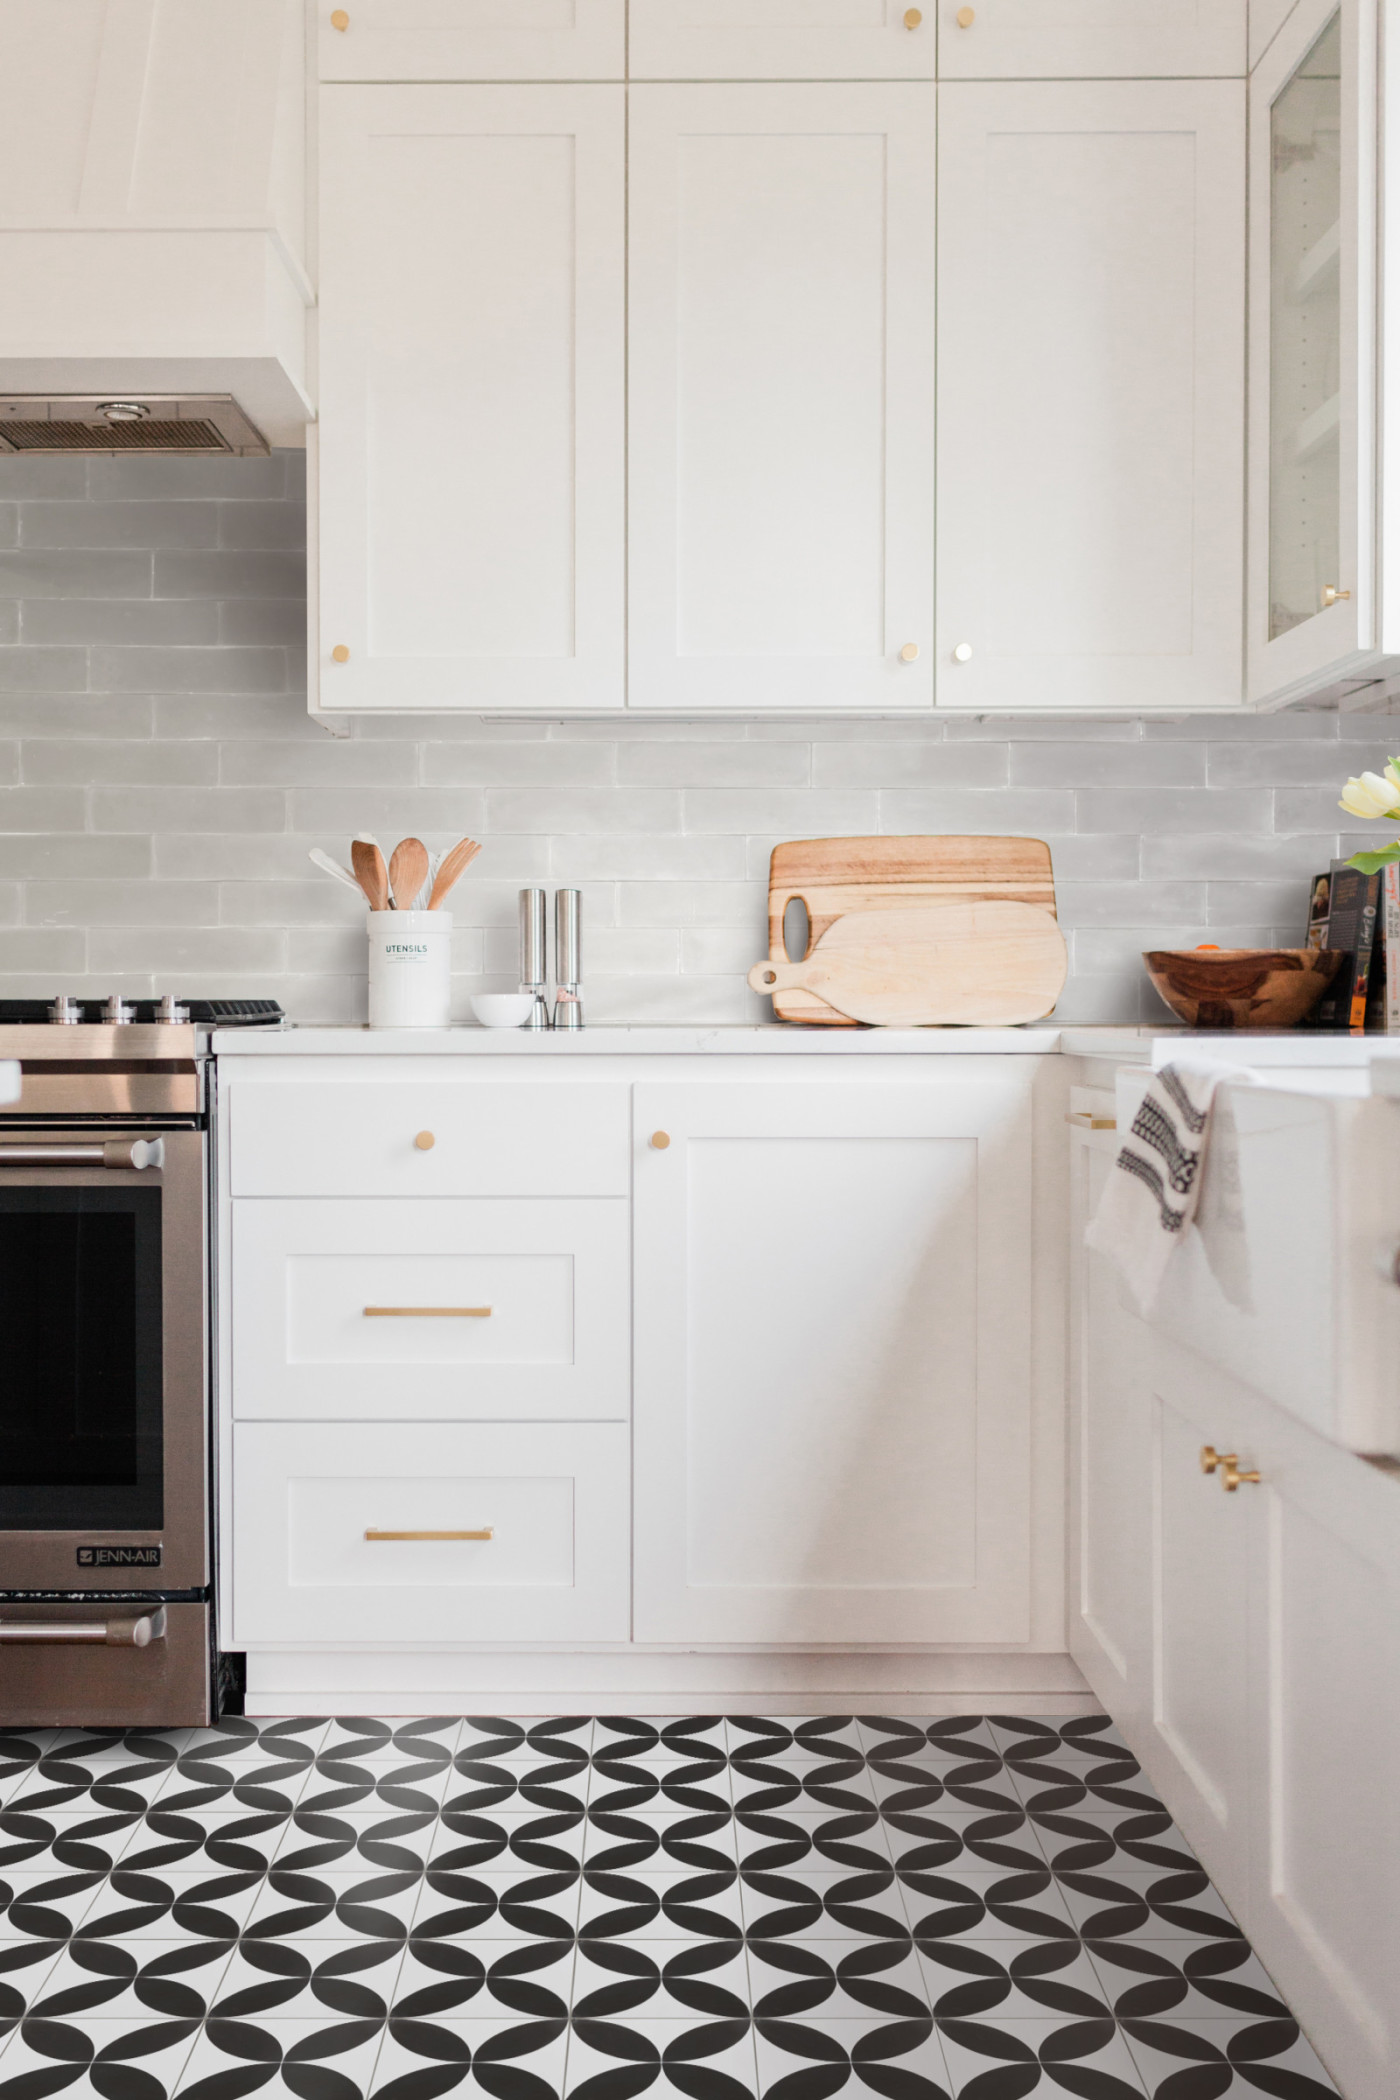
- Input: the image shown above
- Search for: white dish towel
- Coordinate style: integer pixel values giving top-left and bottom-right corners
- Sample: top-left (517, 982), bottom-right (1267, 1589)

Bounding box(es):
top-left (1085, 1058), bottom-right (1249, 1314)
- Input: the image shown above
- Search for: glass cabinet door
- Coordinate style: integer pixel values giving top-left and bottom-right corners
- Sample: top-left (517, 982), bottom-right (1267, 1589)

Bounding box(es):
top-left (1268, 12), bottom-right (1341, 642)
top-left (1248, 0), bottom-right (1374, 706)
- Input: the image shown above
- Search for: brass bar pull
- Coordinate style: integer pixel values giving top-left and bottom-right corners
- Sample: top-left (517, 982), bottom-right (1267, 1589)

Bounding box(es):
top-left (364, 1529), bottom-right (494, 1542)
top-left (1065, 1112), bottom-right (1117, 1130)
top-left (363, 1306), bottom-right (491, 1319)
top-left (1221, 1460), bottom-right (1261, 1493)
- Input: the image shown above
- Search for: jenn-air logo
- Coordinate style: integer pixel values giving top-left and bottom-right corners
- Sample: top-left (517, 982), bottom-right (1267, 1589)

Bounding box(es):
top-left (77, 1546), bottom-right (162, 1568)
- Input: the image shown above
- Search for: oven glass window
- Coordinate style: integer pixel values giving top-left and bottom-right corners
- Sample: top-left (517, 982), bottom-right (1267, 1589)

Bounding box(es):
top-left (0, 1187), bottom-right (162, 1530)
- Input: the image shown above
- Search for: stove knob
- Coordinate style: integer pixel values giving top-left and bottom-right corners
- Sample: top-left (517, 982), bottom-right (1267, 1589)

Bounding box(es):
top-left (49, 996), bottom-right (82, 1025)
top-left (102, 995), bottom-right (134, 1025)
top-left (154, 993), bottom-right (189, 1024)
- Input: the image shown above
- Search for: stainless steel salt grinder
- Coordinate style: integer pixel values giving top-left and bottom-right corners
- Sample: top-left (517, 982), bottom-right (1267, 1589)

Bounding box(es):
top-left (553, 889), bottom-right (583, 1030)
top-left (518, 887), bottom-right (552, 1030)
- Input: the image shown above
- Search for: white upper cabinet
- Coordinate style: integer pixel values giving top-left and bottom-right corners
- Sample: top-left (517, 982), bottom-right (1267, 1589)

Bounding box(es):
top-left (316, 0), bottom-right (625, 81)
top-left (1247, 0), bottom-right (1399, 707)
top-left (314, 86), bottom-right (625, 713)
top-left (937, 0), bottom-right (1246, 79)
top-left (629, 1), bottom-right (934, 81)
top-left (936, 81), bottom-right (1245, 710)
top-left (628, 85), bottom-right (936, 711)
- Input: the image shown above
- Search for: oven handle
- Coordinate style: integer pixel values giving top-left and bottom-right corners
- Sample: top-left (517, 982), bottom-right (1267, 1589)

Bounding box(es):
top-left (0, 1608), bottom-right (166, 1648)
top-left (0, 1140), bottom-right (164, 1171)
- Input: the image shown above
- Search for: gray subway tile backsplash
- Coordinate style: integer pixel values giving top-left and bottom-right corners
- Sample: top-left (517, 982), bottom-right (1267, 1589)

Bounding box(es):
top-left (0, 450), bottom-right (1393, 1023)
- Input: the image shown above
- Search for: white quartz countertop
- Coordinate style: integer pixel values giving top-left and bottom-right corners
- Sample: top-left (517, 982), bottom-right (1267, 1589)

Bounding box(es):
top-left (212, 1021), bottom-right (1400, 1066)
top-left (213, 1022), bottom-right (1068, 1055)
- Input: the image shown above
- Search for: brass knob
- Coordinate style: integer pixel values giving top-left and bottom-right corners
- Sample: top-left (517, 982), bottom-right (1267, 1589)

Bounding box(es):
top-left (331, 8), bottom-right (349, 27)
top-left (956, 5), bottom-right (975, 23)
top-left (953, 641), bottom-right (973, 663)
top-left (899, 642), bottom-right (920, 662)
top-left (1221, 1459), bottom-right (1261, 1492)
top-left (1200, 1445), bottom-right (1229, 1474)
top-left (904, 7), bottom-right (923, 25)
top-left (331, 644), bottom-right (350, 663)
top-left (650, 1131), bottom-right (671, 1150)
top-left (1322, 585), bottom-right (1351, 606)
top-left (414, 1131), bottom-right (435, 1151)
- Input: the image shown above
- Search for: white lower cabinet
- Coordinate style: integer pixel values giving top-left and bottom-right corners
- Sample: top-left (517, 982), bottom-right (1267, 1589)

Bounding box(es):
top-left (632, 1073), bottom-right (1035, 1644)
top-left (231, 1422), bottom-right (630, 1646)
top-left (1071, 1131), bottom-right (1400, 2100)
top-left (224, 1052), bottom-right (1054, 1678)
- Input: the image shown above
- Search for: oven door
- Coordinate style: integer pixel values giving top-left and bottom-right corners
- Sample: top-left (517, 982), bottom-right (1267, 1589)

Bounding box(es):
top-left (0, 1127), bottom-right (208, 1593)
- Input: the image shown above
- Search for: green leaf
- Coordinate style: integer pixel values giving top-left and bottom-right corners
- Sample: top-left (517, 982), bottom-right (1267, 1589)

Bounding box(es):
top-left (1347, 845), bottom-right (1400, 874)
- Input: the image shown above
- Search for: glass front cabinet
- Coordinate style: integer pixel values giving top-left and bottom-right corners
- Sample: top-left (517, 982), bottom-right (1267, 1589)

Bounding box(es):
top-left (1248, 0), bottom-right (1400, 706)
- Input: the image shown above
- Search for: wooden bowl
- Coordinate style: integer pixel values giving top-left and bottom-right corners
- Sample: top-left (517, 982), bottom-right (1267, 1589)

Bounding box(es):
top-left (1143, 946), bottom-right (1345, 1030)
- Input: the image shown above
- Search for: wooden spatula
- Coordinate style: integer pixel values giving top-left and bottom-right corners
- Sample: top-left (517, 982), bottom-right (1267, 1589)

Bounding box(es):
top-left (389, 837), bottom-right (430, 913)
top-left (749, 901), bottom-right (1067, 1027)
top-left (351, 837), bottom-right (390, 913)
top-left (427, 836), bottom-right (483, 910)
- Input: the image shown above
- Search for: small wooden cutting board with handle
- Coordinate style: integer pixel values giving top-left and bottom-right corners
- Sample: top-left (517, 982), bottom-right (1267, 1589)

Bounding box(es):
top-left (768, 835), bottom-right (1058, 1024)
top-left (749, 900), bottom-right (1067, 1027)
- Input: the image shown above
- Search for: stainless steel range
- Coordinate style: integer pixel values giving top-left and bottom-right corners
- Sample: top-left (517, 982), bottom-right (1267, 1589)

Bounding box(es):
top-left (0, 996), bottom-right (281, 1726)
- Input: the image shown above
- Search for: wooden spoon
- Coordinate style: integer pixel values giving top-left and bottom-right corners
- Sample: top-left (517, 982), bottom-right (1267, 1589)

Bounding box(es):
top-left (427, 836), bottom-right (483, 910)
top-left (389, 837), bottom-right (430, 913)
top-left (351, 836), bottom-right (390, 912)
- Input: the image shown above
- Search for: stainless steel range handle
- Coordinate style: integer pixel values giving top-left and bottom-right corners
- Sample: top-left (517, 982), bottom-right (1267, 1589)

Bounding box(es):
top-left (0, 1139), bottom-right (164, 1171)
top-left (0, 1609), bottom-right (166, 1647)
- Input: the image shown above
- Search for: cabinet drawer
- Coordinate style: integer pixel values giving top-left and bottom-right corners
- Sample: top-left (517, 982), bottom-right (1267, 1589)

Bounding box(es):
top-left (231, 1200), bottom-right (628, 1422)
top-left (232, 1422), bottom-right (628, 1645)
top-left (228, 1080), bottom-right (629, 1197)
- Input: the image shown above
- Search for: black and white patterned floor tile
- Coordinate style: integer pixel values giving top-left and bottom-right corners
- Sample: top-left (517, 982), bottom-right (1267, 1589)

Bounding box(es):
top-left (0, 1715), bottom-right (1340, 2100)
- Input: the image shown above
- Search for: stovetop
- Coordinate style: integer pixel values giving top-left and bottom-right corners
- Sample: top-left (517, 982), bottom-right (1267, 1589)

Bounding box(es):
top-left (0, 998), bottom-right (283, 1028)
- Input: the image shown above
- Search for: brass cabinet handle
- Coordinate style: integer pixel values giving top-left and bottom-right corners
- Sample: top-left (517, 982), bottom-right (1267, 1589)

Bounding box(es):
top-left (952, 642), bottom-right (974, 662)
top-left (650, 1130), bottom-right (671, 1150)
top-left (899, 642), bottom-right (920, 662)
top-left (414, 1131), bottom-right (435, 1150)
top-left (1322, 585), bottom-right (1351, 605)
top-left (363, 1306), bottom-right (491, 1318)
top-left (956, 5), bottom-right (975, 23)
top-left (1221, 1460), bottom-right (1261, 1492)
top-left (331, 644), bottom-right (350, 662)
top-left (1065, 1112), bottom-right (1116, 1130)
top-left (1201, 1446), bottom-right (1261, 1491)
top-left (331, 9), bottom-right (349, 28)
top-left (364, 1529), bottom-right (493, 1542)
top-left (904, 8), bottom-right (923, 26)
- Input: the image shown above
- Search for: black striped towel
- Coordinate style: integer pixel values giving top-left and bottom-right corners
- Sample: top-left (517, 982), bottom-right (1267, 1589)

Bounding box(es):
top-left (1084, 1058), bottom-right (1241, 1312)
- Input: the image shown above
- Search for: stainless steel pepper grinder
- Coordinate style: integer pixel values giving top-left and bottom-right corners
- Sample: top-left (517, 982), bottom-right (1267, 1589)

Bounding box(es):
top-left (518, 887), bottom-right (551, 1029)
top-left (553, 889), bottom-right (583, 1030)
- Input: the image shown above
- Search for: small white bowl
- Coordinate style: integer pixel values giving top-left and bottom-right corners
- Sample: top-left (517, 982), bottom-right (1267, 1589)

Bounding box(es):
top-left (471, 992), bottom-right (537, 1028)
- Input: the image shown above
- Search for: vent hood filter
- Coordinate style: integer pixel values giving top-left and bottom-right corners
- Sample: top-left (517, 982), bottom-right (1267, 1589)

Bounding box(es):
top-left (0, 395), bottom-right (269, 457)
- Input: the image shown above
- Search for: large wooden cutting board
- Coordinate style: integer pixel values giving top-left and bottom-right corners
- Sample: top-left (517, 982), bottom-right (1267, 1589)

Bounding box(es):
top-left (767, 836), bottom-right (1058, 1023)
top-left (750, 901), bottom-right (1067, 1027)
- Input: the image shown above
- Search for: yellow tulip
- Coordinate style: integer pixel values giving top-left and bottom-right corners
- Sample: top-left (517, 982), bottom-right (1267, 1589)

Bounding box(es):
top-left (1339, 769), bottom-right (1400, 819)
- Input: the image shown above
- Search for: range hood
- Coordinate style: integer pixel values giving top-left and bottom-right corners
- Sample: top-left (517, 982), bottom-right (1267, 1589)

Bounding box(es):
top-left (0, 0), bottom-right (312, 449)
top-left (0, 395), bottom-right (269, 458)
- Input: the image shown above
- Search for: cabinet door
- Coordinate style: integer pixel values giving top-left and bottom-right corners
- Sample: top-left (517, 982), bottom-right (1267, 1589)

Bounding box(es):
top-left (632, 1076), bottom-right (1033, 1643)
top-left (628, 86), bottom-right (936, 710)
top-left (1068, 1132), bottom-right (1153, 1737)
top-left (1140, 1336), bottom-right (1258, 1898)
top-left (936, 82), bottom-right (1245, 711)
top-left (317, 1), bottom-right (624, 81)
top-left (1247, 1), bottom-right (1378, 705)
top-left (937, 1), bottom-right (1246, 79)
top-left (629, 2), bottom-right (934, 80)
top-left (1244, 1400), bottom-right (1400, 2100)
top-left (316, 87), bottom-right (624, 713)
